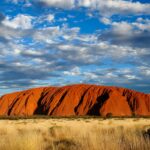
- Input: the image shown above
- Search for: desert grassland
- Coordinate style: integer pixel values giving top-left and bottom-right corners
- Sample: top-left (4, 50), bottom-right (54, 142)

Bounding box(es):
top-left (0, 118), bottom-right (150, 150)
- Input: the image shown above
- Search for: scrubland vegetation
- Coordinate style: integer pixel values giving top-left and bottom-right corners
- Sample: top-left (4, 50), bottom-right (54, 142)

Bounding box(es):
top-left (0, 118), bottom-right (150, 150)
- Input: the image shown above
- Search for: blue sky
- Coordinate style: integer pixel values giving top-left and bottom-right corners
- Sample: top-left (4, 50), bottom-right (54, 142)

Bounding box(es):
top-left (0, 0), bottom-right (150, 95)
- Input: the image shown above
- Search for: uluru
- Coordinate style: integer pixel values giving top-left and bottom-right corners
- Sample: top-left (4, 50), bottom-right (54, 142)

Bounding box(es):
top-left (0, 84), bottom-right (149, 117)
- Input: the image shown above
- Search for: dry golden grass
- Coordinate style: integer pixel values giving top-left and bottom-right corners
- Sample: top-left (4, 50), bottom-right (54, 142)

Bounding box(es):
top-left (0, 118), bottom-right (149, 150)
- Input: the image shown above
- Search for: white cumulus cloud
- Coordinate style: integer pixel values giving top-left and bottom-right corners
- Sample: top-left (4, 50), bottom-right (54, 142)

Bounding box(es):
top-left (46, 14), bottom-right (55, 22)
top-left (39, 0), bottom-right (75, 9)
top-left (2, 14), bottom-right (34, 29)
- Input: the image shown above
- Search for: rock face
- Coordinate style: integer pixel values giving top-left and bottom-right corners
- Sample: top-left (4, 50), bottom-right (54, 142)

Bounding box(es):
top-left (0, 84), bottom-right (150, 116)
